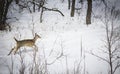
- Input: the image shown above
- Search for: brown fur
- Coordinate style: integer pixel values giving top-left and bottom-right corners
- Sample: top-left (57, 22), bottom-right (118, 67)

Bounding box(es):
top-left (8, 33), bottom-right (41, 55)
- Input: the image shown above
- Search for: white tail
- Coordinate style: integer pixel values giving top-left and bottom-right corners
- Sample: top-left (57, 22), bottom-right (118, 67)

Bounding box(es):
top-left (8, 33), bottom-right (41, 55)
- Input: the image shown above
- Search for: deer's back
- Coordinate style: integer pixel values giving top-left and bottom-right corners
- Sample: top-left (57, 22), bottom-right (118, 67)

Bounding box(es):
top-left (17, 39), bottom-right (35, 47)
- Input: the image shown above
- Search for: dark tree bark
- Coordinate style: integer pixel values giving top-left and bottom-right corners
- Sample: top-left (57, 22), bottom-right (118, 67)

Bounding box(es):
top-left (40, 6), bottom-right (44, 23)
top-left (0, 0), bottom-right (13, 30)
top-left (86, 0), bottom-right (92, 25)
top-left (0, 0), bottom-right (5, 30)
top-left (71, 0), bottom-right (76, 17)
top-left (68, 0), bottom-right (71, 9)
top-left (15, 0), bottom-right (19, 4)
top-left (79, 0), bottom-right (83, 3)
top-left (105, 18), bottom-right (113, 74)
top-left (33, 0), bottom-right (36, 12)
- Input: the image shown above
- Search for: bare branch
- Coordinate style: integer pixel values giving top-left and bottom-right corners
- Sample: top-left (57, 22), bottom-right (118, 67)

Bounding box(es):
top-left (113, 61), bottom-right (120, 74)
top-left (43, 7), bottom-right (64, 16)
top-left (47, 51), bottom-right (64, 65)
top-left (88, 51), bottom-right (109, 63)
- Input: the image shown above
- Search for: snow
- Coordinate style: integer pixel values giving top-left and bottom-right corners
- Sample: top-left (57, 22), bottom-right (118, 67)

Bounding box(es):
top-left (0, 0), bottom-right (120, 74)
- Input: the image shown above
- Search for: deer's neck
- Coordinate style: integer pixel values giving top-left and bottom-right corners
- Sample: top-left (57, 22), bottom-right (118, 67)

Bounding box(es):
top-left (33, 37), bottom-right (38, 42)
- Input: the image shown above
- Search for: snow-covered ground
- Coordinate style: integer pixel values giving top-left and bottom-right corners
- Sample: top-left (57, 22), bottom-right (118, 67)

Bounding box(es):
top-left (0, 0), bottom-right (120, 74)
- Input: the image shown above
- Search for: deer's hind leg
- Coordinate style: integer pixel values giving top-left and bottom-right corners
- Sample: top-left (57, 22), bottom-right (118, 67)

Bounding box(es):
top-left (14, 46), bottom-right (20, 55)
top-left (8, 47), bottom-right (15, 55)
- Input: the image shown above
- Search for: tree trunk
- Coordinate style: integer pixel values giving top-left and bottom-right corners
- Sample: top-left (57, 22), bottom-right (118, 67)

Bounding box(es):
top-left (15, 0), bottom-right (19, 4)
top-left (86, 0), bottom-right (92, 25)
top-left (68, 0), bottom-right (71, 9)
top-left (33, 0), bottom-right (35, 12)
top-left (0, 0), bottom-right (5, 24)
top-left (109, 48), bottom-right (113, 74)
top-left (79, 0), bottom-right (83, 3)
top-left (71, 0), bottom-right (76, 17)
top-left (106, 21), bottom-right (113, 74)
top-left (0, 0), bottom-right (12, 30)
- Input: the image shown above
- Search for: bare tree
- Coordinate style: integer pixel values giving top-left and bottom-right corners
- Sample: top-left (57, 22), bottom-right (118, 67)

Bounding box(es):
top-left (79, 0), bottom-right (83, 3)
top-left (90, 5), bottom-right (120, 74)
top-left (33, 0), bottom-right (36, 12)
top-left (71, 0), bottom-right (76, 17)
top-left (105, 6), bottom-right (120, 74)
top-left (0, 0), bottom-right (12, 30)
top-left (68, 0), bottom-right (71, 9)
top-left (0, 0), bottom-right (64, 30)
top-left (15, 0), bottom-right (19, 4)
top-left (39, 0), bottom-right (64, 22)
top-left (22, 0), bottom-right (64, 22)
top-left (86, 0), bottom-right (92, 25)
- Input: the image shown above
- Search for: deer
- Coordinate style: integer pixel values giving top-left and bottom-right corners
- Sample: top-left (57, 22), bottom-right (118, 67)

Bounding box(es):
top-left (8, 33), bottom-right (41, 55)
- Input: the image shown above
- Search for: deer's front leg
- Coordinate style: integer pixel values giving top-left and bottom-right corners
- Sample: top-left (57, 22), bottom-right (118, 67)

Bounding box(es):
top-left (34, 45), bottom-right (38, 52)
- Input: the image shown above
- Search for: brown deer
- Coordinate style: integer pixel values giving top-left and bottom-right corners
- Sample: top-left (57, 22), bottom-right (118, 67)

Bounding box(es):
top-left (8, 33), bottom-right (41, 55)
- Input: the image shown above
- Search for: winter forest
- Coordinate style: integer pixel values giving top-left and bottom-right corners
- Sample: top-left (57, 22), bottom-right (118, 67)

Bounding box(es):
top-left (0, 0), bottom-right (120, 74)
